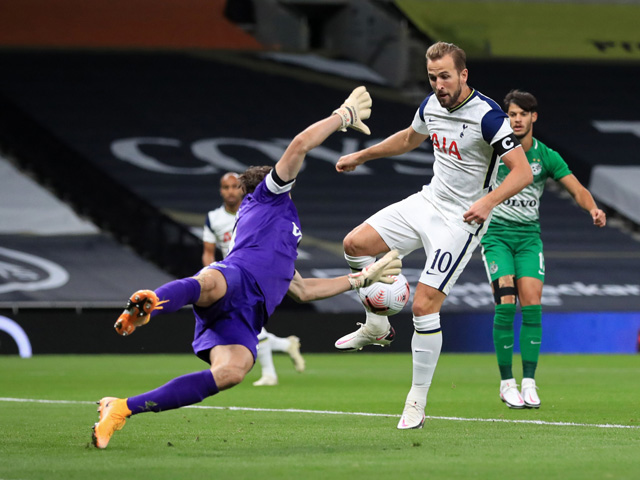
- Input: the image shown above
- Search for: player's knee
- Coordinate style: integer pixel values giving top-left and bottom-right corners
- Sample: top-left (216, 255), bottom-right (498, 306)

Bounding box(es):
top-left (195, 271), bottom-right (215, 293)
top-left (211, 365), bottom-right (247, 389)
top-left (492, 276), bottom-right (517, 305)
top-left (411, 287), bottom-right (444, 317)
top-left (412, 298), bottom-right (437, 317)
top-left (194, 269), bottom-right (226, 306)
top-left (225, 368), bottom-right (247, 387)
top-left (343, 232), bottom-right (360, 256)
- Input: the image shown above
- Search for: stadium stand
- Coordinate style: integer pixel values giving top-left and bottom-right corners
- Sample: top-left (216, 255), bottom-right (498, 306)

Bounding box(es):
top-left (0, 0), bottom-right (638, 354)
top-left (0, 153), bottom-right (175, 305)
top-left (0, 0), bottom-right (261, 50)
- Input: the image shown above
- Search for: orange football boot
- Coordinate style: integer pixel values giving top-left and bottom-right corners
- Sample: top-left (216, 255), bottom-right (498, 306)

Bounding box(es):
top-left (91, 397), bottom-right (132, 449)
top-left (114, 289), bottom-right (168, 336)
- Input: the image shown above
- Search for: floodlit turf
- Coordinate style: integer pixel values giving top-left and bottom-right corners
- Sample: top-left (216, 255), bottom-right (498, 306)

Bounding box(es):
top-left (1, 353), bottom-right (639, 480)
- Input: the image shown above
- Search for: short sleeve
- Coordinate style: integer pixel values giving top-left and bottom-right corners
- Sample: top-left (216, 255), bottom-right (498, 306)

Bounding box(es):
top-left (482, 111), bottom-right (511, 145)
top-left (411, 95), bottom-right (431, 135)
top-left (202, 214), bottom-right (215, 243)
top-left (546, 148), bottom-right (572, 180)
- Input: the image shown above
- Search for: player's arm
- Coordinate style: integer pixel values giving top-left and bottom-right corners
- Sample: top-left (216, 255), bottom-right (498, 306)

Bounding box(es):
top-left (558, 174), bottom-right (607, 227)
top-left (490, 146), bottom-right (533, 204)
top-left (287, 271), bottom-right (351, 303)
top-left (202, 219), bottom-right (217, 266)
top-left (336, 127), bottom-right (428, 173)
top-left (275, 86), bottom-right (372, 183)
top-left (464, 142), bottom-right (532, 224)
top-left (202, 242), bottom-right (215, 267)
top-left (287, 250), bottom-right (401, 303)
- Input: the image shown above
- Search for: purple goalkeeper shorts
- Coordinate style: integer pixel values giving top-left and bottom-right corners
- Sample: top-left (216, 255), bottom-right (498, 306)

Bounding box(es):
top-left (191, 262), bottom-right (267, 364)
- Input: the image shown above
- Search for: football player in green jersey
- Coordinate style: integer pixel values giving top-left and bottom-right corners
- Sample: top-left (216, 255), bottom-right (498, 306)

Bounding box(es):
top-left (480, 90), bottom-right (606, 409)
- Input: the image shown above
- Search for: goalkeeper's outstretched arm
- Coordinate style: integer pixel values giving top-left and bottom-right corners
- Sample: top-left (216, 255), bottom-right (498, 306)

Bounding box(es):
top-left (275, 86), bottom-right (372, 183)
top-left (335, 126), bottom-right (428, 173)
top-left (287, 251), bottom-right (401, 303)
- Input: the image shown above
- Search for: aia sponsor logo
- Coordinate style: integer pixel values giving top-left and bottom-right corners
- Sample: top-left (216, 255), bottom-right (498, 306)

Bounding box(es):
top-left (431, 133), bottom-right (461, 160)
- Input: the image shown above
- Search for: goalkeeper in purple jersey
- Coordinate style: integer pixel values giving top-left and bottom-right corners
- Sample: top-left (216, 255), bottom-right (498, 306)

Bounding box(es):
top-left (91, 87), bottom-right (403, 449)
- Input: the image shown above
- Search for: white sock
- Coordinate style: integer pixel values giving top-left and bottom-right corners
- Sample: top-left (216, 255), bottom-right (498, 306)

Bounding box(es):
top-left (266, 331), bottom-right (290, 352)
top-left (256, 337), bottom-right (277, 379)
top-left (405, 313), bottom-right (442, 408)
top-left (365, 310), bottom-right (391, 336)
top-left (345, 253), bottom-right (390, 335)
top-left (344, 253), bottom-right (375, 272)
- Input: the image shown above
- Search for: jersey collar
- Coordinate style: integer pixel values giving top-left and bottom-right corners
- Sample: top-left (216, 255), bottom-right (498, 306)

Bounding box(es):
top-left (447, 88), bottom-right (476, 113)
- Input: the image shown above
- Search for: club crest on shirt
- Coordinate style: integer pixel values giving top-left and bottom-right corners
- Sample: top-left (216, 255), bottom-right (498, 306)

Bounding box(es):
top-left (530, 161), bottom-right (542, 175)
top-left (489, 261), bottom-right (498, 274)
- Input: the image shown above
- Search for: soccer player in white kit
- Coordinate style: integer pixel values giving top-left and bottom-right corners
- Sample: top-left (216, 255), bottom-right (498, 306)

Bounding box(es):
top-left (202, 172), bottom-right (242, 264)
top-left (334, 42), bottom-right (533, 429)
top-left (202, 173), bottom-right (305, 386)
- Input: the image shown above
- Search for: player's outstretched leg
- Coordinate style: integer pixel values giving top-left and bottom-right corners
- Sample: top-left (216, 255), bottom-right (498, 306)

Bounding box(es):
top-left (499, 379), bottom-right (525, 408)
top-left (521, 378), bottom-right (541, 408)
top-left (336, 253), bottom-right (395, 351)
top-left (114, 278), bottom-right (201, 336)
top-left (91, 369), bottom-right (220, 447)
top-left (92, 397), bottom-right (132, 449)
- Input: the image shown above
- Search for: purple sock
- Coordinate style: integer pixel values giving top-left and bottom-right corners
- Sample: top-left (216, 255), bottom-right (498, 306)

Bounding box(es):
top-left (151, 277), bottom-right (201, 317)
top-left (126, 370), bottom-right (219, 415)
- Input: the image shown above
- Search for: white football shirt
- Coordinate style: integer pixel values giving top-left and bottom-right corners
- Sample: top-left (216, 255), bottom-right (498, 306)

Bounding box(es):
top-left (412, 89), bottom-right (517, 234)
top-left (202, 205), bottom-right (237, 259)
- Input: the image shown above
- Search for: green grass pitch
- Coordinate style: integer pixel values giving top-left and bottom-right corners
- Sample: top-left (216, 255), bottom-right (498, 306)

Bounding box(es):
top-left (1, 353), bottom-right (639, 480)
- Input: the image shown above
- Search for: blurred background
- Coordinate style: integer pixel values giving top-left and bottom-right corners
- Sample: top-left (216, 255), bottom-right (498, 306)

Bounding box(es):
top-left (0, 0), bottom-right (638, 356)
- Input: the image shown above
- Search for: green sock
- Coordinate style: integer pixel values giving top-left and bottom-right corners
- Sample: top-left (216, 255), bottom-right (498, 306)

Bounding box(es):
top-left (520, 304), bottom-right (542, 379)
top-left (493, 303), bottom-right (516, 380)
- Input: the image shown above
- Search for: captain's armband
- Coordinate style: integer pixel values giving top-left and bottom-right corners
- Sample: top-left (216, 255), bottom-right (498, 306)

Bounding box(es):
top-left (492, 133), bottom-right (521, 157)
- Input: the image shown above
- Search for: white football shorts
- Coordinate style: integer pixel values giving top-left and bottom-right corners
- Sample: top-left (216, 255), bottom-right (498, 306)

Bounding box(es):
top-left (366, 192), bottom-right (481, 295)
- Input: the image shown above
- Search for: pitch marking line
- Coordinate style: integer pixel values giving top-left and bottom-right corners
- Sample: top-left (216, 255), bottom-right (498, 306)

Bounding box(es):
top-left (1, 397), bottom-right (638, 430)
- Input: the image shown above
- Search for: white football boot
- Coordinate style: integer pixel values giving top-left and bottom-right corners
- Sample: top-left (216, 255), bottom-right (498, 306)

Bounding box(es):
top-left (334, 323), bottom-right (396, 351)
top-left (397, 401), bottom-right (426, 430)
top-left (286, 336), bottom-right (306, 373)
top-left (253, 375), bottom-right (278, 386)
top-left (499, 378), bottom-right (525, 409)
top-left (521, 378), bottom-right (541, 408)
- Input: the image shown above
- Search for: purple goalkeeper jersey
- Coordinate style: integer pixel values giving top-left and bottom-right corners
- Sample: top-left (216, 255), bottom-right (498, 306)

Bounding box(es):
top-left (223, 171), bottom-right (301, 316)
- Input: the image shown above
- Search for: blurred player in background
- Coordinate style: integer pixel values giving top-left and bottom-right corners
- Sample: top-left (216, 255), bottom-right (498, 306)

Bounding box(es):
top-left (92, 86), bottom-right (402, 449)
top-left (202, 172), bottom-right (305, 386)
top-left (201, 172), bottom-right (241, 265)
top-left (333, 42), bottom-right (533, 429)
top-left (481, 89), bottom-right (606, 409)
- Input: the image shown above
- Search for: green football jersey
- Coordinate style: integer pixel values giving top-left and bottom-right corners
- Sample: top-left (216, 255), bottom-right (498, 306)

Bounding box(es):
top-left (490, 137), bottom-right (572, 231)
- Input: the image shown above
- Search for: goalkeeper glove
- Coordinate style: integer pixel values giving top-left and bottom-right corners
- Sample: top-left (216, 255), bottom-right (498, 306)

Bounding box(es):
top-left (348, 250), bottom-right (402, 290)
top-left (333, 86), bottom-right (372, 135)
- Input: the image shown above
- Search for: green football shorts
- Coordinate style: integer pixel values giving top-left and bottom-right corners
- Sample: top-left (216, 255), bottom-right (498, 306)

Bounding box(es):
top-left (481, 229), bottom-right (545, 283)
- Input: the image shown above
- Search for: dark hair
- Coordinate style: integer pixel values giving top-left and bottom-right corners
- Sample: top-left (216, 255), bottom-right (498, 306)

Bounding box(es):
top-left (239, 165), bottom-right (272, 195)
top-left (504, 89), bottom-right (538, 113)
top-left (426, 42), bottom-right (467, 72)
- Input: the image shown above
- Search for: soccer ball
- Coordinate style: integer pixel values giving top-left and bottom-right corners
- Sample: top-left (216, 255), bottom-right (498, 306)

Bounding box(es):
top-left (357, 273), bottom-right (410, 316)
